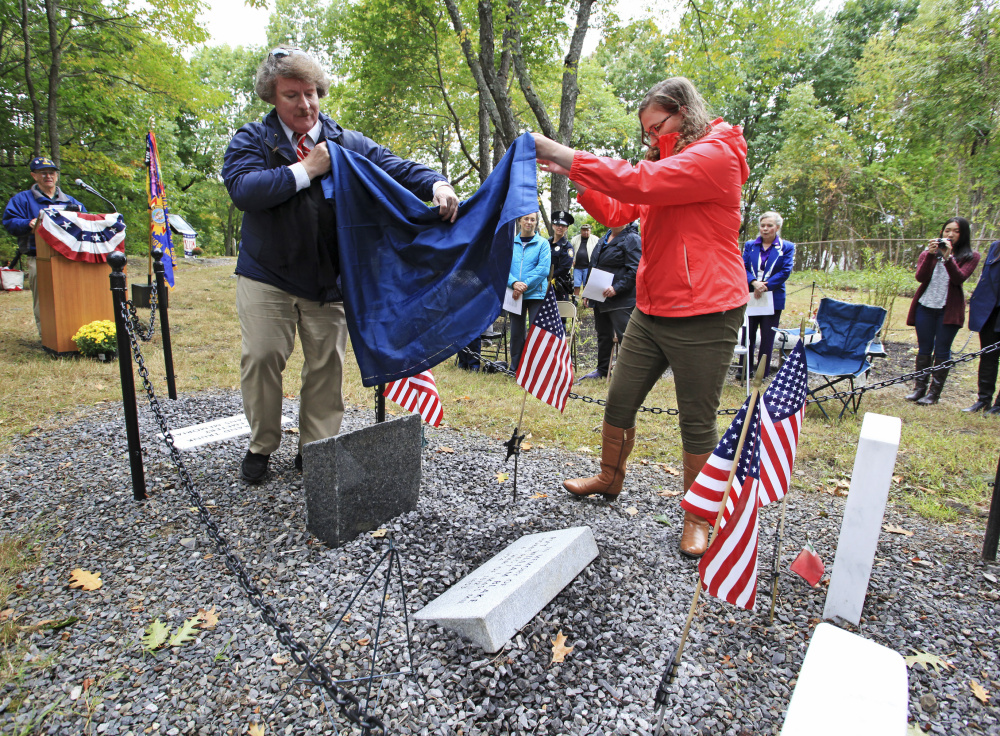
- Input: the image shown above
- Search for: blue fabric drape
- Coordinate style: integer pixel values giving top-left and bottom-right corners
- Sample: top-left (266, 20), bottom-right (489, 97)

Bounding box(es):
top-left (322, 132), bottom-right (538, 386)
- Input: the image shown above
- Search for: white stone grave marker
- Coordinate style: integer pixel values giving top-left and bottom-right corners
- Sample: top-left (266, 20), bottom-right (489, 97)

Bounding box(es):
top-left (158, 413), bottom-right (293, 451)
top-left (823, 412), bottom-right (901, 625)
top-left (415, 526), bottom-right (598, 652)
top-left (781, 623), bottom-right (908, 735)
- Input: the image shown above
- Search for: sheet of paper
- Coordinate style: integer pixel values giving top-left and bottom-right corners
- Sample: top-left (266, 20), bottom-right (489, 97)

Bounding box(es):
top-left (503, 287), bottom-right (522, 315)
top-left (746, 290), bottom-right (775, 316)
top-left (581, 268), bottom-right (614, 302)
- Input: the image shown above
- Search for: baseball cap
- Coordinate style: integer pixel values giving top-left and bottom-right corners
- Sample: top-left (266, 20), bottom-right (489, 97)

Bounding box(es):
top-left (29, 156), bottom-right (58, 171)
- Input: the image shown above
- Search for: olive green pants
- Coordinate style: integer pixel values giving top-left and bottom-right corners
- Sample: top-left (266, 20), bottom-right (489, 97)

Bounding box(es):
top-left (604, 306), bottom-right (744, 454)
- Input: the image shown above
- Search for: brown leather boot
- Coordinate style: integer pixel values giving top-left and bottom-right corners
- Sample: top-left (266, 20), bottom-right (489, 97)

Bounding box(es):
top-left (563, 421), bottom-right (636, 499)
top-left (679, 450), bottom-right (713, 558)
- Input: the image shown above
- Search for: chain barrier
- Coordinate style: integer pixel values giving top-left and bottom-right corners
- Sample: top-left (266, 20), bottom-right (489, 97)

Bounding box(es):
top-left (127, 285), bottom-right (158, 342)
top-left (118, 298), bottom-right (385, 736)
top-left (459, 341), bottom-right (1000, 415)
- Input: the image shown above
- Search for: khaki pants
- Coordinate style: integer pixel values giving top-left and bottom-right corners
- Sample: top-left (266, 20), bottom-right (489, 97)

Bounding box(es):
top-left (236, 277), bottom-right (348, 456)
top-left (26, 256), bottom-right (40, 337)
top-left (604, 306), bottom-right (744, 454)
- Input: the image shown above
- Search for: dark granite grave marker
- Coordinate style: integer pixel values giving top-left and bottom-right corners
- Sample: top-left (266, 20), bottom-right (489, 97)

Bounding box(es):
top-left (303, 414), bottom-right (421, 547)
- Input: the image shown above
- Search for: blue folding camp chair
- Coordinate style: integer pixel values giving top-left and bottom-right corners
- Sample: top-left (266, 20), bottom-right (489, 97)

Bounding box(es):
top-left (804, 298), bottom-right (887, 420)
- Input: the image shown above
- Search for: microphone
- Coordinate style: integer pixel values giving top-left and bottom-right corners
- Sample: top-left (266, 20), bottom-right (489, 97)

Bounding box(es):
top-left (74, 178), bottom-right (117, 213)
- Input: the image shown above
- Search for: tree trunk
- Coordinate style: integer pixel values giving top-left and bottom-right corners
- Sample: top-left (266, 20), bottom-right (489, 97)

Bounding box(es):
top-left (225, 201), bottom-right (238, 257)
top-left (44, 0), bottom-right (61, 164)
top-left (20, 0), bottom-right (42, 156)
top-left (478, 93), bottom-right (491, 184)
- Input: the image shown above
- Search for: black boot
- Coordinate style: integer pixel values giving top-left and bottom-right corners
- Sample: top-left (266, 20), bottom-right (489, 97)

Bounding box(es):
top-left (964, 398), bottom-right (992, 412)
top-left (917, 360), bottom-right (950, 405)
top-left (905, 354), bottom-right (933, 401)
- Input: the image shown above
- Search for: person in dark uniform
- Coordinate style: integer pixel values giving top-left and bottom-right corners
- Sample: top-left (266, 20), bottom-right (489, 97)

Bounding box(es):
top-left (549, 210), bottom-right (575, 301)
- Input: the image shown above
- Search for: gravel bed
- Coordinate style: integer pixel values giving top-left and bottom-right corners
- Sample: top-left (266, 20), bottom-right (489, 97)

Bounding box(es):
top-left (0, 390), bottom-right (997, 735)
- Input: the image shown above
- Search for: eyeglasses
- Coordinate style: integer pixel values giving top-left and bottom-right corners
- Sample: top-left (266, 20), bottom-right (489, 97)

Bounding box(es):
top-left (642, 113), bottom-right (677, 145)
top-left (270, 47), bottom-right (301, 59)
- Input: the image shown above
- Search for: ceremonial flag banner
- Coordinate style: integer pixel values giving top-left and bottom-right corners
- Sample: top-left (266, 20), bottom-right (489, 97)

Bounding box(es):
top-left (682, 341), bottom-right (808, 523)
top-left (146, 131), bottom-right (175, 287)
top-left (515, 287), bottom-right (574, 411)
top-left (383, 371), bottom-right (443, 427)
top-left (698, 400), bottom-right (762, 609)
top-left (36, 209), bottom-right (125, 263)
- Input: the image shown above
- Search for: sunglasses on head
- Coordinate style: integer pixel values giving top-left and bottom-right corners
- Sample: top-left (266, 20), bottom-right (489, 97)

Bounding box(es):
top-left (270, 47), bottom-right (301, 59)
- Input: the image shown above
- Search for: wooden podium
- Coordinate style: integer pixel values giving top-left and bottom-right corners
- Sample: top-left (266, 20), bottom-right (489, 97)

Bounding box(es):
top-left (35, 232), bottom-right (115, 355)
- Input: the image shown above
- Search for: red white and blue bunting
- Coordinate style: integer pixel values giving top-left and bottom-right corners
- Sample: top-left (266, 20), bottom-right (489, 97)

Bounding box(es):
top-left (37, 208), bottom-right (125, 264)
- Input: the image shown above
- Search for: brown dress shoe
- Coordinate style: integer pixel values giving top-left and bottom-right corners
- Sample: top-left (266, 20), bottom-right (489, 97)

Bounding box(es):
top-left (563, 421), bottom-right (636, 499)
top-left (678, 450), bottom-right (714, 558)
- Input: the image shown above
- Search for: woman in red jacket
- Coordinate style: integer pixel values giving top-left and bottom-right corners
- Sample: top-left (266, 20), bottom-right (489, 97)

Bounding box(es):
top-left (533, 77), bottom-right (749, 558)
top-left (904, 217), bottom-right (980, 405)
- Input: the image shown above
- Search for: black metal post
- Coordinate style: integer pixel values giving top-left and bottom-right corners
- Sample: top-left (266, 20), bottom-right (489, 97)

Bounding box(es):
top-left (983, 451), bottom-right (1000, 561)
top-left (109, 252), bottom-right (146, 501)
top-left (152, 249), bottom-right (176, 400)
top-left (375, 385), bottom-right (386, 423)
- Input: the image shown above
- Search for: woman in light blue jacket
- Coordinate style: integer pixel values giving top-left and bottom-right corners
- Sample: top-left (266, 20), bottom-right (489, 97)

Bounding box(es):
top-left (742, 211), bottom-right (795, 376)
top-left (507, 212), bottom-right (551, 371)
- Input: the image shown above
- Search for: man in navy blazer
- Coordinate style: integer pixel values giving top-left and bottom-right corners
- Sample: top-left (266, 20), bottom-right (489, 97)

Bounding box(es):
top-left (223, 47), bottom-right (458, 483)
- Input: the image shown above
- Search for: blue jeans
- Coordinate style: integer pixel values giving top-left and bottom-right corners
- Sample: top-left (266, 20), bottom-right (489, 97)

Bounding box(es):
top-left (914, 303), bottom-right (960, 360)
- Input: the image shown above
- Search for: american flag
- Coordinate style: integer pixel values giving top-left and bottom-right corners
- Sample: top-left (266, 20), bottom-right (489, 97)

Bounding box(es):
top-left (698, 401), bottom-right (762, 609)
top-left (681, 341), bottom-right (808, 523)
top-left (383, 370), bottom-right (443, 427)
top-left (516, 287), bottom-right (573, 411)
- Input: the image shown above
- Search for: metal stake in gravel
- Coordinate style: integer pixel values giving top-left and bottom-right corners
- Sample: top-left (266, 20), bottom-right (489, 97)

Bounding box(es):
top-left (653, 359), bottom-right (768, 735)
top-left (985, 452), bottom-right (1000, 561)
top-left (263, 535), bottom-right (416, 734)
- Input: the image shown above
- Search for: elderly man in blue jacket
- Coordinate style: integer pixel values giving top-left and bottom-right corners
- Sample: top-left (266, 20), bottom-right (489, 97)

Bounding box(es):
top-left (3, 156), bottom-right (85, 337)
top-left (222, 47), bottom-right (459, 484)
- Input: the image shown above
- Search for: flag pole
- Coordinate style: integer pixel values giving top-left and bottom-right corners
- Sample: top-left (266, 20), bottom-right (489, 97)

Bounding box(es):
top-left (767, 317), bottom-right (806, 625)
top-left (654, 358), bottom-right (768, 734)
top-left (511, 389), bottom-right (529, 503)
top-left (147, 117), bottom-right (155, 285)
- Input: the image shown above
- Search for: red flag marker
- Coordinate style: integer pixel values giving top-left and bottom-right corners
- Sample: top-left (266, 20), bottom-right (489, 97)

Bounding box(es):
top-left (790, 542), bottom-right (825, 587)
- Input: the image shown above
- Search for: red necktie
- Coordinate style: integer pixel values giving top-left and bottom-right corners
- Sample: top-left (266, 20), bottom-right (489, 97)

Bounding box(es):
top-left (295, 133), bottom-right (309, 162)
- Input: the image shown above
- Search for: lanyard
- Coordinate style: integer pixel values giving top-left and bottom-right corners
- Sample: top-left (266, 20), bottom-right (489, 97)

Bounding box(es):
top-left (756, 239), bottom-right (782, 282)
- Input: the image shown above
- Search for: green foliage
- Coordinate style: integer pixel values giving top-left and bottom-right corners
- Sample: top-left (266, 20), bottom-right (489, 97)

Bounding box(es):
top-left (858, 246), bottom-right (912, 326)
top-left (141, 619), bottom-right (170, 654)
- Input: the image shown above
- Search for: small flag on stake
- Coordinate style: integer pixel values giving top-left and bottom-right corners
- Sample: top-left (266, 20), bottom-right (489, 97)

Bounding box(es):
top-left (383, 370), bottom-right (443, 427)
top-left (515, 287), bottom-right (573, 411)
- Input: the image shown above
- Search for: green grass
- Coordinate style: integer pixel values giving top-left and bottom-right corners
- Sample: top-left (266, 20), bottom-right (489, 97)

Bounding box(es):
top-left (0, 263), bottom-right (995, 522)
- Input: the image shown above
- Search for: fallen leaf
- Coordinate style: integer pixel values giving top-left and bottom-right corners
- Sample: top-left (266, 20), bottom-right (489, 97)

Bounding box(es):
top-left (496, 472), bottom-right (509, 483)
top-left (911, 557), bottom-right (933, 568)
top-left (82, 677), bottom-right (95, 692)
top-left (657, 489), bottom-right (681, 497)
top-left (883, 524), bottom-right (914, 536)
top-left (520, 442), bottom-right (532, 452)
top-left (905, 651), bottom-right (953, 674)
top-left (284, 427), bottom-right (299, 434)
top-left (272, 654), bottom-right (289, 665)
top-left (168, 617), bottom-right (200, 647)
top-left (0, 609), bottom-right (13, 621)
top-left (530, 492), bottom-right (548, 499)
top-left (453, 395), bottom-right (472, 402)
top-left (652, 514), bottom-right (671, 526)
top-left (640, 459), bottom-right (650, 465)
top-left (659, 464), bottom-right (680, 476)
top-left (141, 619), bottom-right (170, 653)
top-left (196, 606), bottom-right (218, 630)
top-left (341, 613), bottom-right (352, 623)
top-left (721, 655), bottom-right (732, 668)
top-left (248, 724), bottom-right (266, 736)
top-left (624, 506), bottom-right (638, 516)
top-left (575, 446), bottom-right (592, 453)
top-left (370, 529), bottom-right (388, 538)
top-left (68, 569), bottom-right (102, 591)
top-left (550, 631), bottom-right (574, 664)
top-left (437, 446), bottom-right (455, 453)
top-left (357, 637), bottom-right (371, 646)
top-left (892, 475), bottom-right (903, 484)
top-left (971, 680), bottom-right (990, 704)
